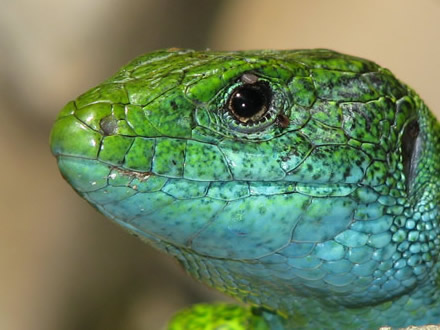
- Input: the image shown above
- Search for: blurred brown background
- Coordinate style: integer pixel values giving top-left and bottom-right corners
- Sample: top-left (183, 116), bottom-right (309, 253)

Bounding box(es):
top-left (1, 1), bottom-right (440, 329)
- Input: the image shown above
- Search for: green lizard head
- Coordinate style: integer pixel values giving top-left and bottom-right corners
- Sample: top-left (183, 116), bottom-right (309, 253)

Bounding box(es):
top-left (50, 49), bottom-right (440, 326)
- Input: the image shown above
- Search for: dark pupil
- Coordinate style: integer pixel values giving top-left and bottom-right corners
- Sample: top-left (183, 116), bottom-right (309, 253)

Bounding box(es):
top-left (230, 83), bottom-right (269, 119)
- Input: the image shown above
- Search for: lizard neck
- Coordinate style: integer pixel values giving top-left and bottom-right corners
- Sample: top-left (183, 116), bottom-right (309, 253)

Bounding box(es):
top-left (259, 268), bottom-right (440, 329)
top-left (166, 242), bottom-right (440, 329)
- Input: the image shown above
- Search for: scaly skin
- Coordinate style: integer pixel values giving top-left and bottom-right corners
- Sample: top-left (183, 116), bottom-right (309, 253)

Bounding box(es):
top-left (50, 49), bottom-right (440, 329)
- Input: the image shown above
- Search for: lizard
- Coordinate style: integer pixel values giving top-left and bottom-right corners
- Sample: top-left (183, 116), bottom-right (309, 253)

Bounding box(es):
top-left (50, 48), bottom-right (440, 329)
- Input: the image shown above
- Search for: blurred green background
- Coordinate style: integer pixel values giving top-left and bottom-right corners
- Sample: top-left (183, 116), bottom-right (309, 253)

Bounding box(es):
top-left (1, 1), bottom-right (440, 329)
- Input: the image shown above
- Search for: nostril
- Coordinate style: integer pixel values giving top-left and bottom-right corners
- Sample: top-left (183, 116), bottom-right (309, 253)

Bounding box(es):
top-left (100, 115), bottom-right (118, 136)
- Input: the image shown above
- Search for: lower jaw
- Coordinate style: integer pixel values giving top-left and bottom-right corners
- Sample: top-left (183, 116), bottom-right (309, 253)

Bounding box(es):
top-left (55, 155), bottom-right (440, 328)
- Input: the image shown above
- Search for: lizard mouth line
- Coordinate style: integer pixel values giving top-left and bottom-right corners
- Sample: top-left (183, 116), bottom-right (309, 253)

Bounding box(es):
top-left (54, 153), bottom-right (364, 189)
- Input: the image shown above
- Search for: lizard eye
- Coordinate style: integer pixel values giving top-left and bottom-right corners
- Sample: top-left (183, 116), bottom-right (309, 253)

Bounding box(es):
top-left (218, 72), bottom-right (289, 136)
top-left (227, 80), bottom-right (272, 124)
